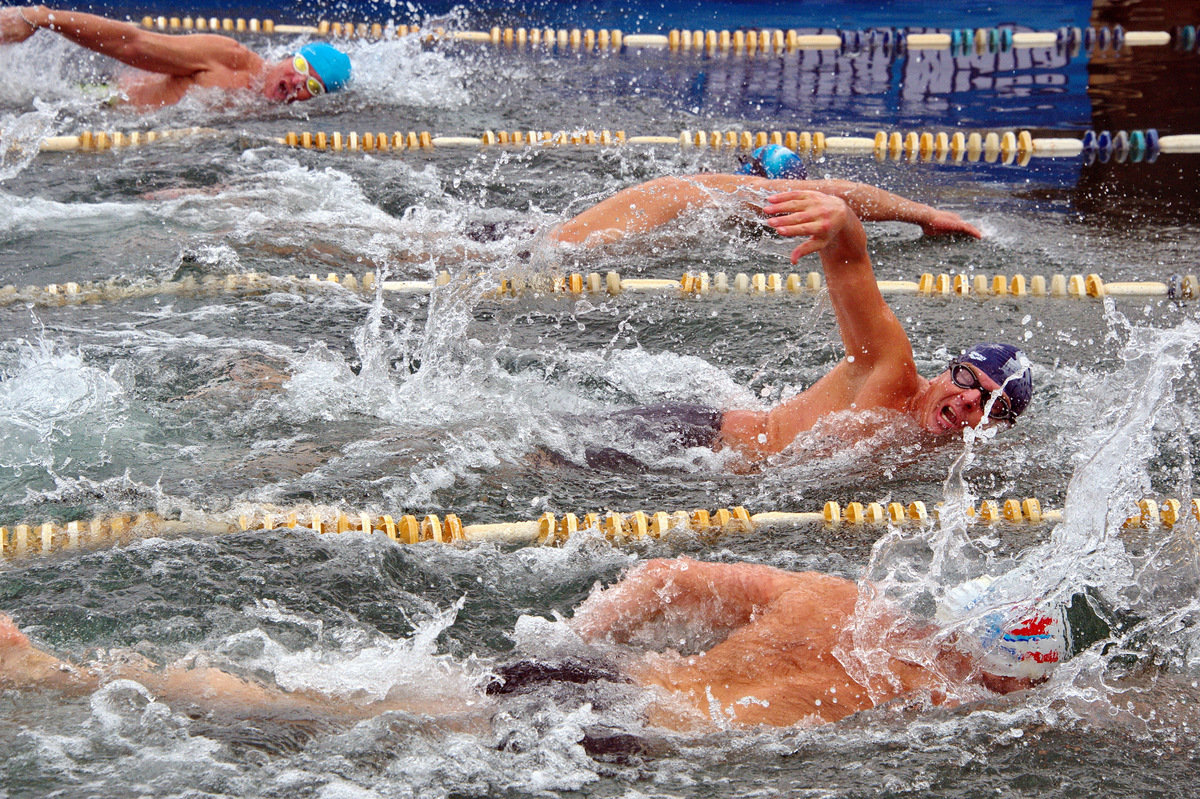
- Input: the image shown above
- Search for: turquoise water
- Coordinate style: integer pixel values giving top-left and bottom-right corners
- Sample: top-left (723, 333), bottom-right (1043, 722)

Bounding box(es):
top-left (1, 5), bottom-right (1200, 797)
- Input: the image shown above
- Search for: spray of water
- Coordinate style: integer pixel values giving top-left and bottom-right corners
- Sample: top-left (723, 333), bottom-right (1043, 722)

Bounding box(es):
top-left (0, 335), bottom-right (131, 488)
top-left (839, 312), bottom-right (1200, 721)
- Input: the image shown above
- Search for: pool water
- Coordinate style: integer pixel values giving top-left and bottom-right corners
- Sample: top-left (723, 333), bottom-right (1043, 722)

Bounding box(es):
top-left (1, 2), bottom-right (1200, 796)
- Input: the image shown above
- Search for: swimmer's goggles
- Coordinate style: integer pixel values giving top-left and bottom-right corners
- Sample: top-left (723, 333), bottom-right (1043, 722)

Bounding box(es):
top-left (291, 54), bottom-right (326, 97)
top-left (736, 152), bottom-right (771, 178)
top-left (949, 360), bottom-right (1017, 422)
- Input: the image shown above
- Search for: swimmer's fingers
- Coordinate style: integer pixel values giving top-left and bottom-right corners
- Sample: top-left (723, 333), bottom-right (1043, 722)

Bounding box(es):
top-left (766, 218), bottom-right (835, 262)
top-left (761, 191), bottom-right (850, 263)
top-left (760, 189), bottom-right (823, 217)
top-left (788, 235), bottom-right (830, 264)
top-left (762, 193), bottom-right (828, 238)
top-left (921, 210), bottom-right (983, 239)
top-left (763, 213), bottom-right (825, 236)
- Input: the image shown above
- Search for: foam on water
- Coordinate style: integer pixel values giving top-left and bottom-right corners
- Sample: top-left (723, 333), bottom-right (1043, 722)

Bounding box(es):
top-left (213, 595), bottom-right (486, 705)
top-left (1, 191), bottom-right (147, 236)
top-left (834, 312), bottom-right (1200, 735)
top-left (0, 337), bottom-right (131, 487)
top-left (337, 33), bottom-right (473, 108)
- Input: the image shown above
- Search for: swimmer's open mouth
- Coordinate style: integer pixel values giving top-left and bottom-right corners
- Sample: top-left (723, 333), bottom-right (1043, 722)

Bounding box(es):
top-left (940, 406), bottom-right (959, 427)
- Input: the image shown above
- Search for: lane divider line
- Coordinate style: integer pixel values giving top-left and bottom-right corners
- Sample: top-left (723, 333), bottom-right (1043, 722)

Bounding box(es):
top-left (17, 126), bottom-right (1196, 163)
top-left (134, 16), bottom-right (1198, 59)
top-left (1, 496), bottom-right (1192, 560)
top-left (4, 270), bottom-right (1196, 309)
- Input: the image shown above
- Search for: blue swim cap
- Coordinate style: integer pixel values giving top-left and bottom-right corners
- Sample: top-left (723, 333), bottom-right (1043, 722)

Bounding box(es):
top-left (959, 342), bottom-right (1033, 418)
top-left (735, 144), bottom-right (807, 180)
top-left (297, 43), bottom-right (352, 92)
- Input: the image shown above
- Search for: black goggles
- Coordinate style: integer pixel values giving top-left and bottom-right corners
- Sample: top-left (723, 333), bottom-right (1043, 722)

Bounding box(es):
top-left (736, 154), bottom-right (770, 178)
top-left (949, 360), bottom-right (1017, 422)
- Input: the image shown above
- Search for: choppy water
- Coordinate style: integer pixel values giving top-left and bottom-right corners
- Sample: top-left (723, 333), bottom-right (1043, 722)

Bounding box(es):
top-left (1, 4), bottom-right (1200, 797)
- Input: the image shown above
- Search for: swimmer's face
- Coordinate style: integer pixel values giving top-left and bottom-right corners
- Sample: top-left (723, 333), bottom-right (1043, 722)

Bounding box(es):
top-left (918, 366), bottom-right (1009, 435)
top-left (261, 59), bottom-right (321, 103)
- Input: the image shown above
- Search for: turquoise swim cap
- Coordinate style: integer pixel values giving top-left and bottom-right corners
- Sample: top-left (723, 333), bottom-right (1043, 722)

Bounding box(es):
top-left (297, 43), bottom-right (352, 92)
top-left (735, 144), bottom-right (807, 180)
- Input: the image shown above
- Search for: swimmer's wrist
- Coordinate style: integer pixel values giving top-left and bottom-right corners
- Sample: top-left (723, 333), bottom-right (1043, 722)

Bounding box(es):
top-left (17, 6), bottom-right (40, 31)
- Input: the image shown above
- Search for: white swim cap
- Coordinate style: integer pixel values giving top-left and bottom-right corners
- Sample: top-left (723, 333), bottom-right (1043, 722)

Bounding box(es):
top-left (936, 575), bottom-right (1069, 680)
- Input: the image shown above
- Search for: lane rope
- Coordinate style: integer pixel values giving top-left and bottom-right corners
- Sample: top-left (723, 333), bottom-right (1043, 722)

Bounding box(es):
top-left (4, 269), bottom-right (1196, 309)
top-left (1, 496), bottom-right (1193, 561)
top-left (134, 15), bottom-right (1199, 59)
top-left (16, 126), bottom-right (1198, 163)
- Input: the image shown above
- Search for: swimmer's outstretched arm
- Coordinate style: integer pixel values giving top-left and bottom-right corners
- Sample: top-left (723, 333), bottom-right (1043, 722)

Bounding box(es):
top-left (545, 173), bottom-right (980, 246)
top-left (761, 179), bottom-right (982, 239)
top-left (1, 6), bottom-right (255, 76)
top-left (0, 613), bottom-right (486, 727)
top-left (569, 557), bottom-right (803, 644)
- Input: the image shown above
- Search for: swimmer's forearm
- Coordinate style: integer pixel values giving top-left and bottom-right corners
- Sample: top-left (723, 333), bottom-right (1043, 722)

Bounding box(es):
top-left (23, 6), bottom-right (142, 57)
top-left (21, 6), bottom-right (222, 76)
top-left (0, 644), bottom-right (100, 696)
top-left (793, 180), bottom-right (931, 223)
top-left (765, 180), bottom-right (982, 238)
top-left (718, 408), bottom-right (775, 456)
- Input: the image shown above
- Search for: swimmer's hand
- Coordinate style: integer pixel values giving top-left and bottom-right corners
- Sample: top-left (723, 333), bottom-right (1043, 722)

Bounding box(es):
top-left (761, 190), bottom-right (854, 264)
top-left (920, 210), bottom-right (982, 239)
top-left (1, 7), bottom-right (40, 44)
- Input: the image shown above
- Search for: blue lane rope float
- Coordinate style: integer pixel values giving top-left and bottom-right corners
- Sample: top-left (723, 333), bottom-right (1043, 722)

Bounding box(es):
top-left (1176, 25), bottom-right (1198, 52)
top-left (3, 268), bottom-right (1197, 309)
top-left (134, 15), bottom-right (1180, 59)
top-left (0, 496), bottom-right (1195, 560)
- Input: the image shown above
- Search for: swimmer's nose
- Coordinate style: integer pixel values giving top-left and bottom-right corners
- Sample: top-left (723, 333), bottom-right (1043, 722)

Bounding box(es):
top-left (954, 386), bottom-right (983, 409)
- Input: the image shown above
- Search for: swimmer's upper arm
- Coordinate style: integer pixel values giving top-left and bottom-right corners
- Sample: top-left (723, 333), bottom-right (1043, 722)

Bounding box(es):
top-left (570, 557), bottom-right (800, 642)
top-left (120, 31), bottom-right (255, 76)
top-left (548, 175), bottom-right (739, 245)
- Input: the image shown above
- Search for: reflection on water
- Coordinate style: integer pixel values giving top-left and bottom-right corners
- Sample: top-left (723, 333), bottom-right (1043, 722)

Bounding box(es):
top-left (0, 1), bottom-right (1199, 796)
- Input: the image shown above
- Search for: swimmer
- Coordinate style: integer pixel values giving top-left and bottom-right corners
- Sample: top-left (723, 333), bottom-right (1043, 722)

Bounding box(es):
top-left (0, 5), bottom-right (351, 107)
top-left (0, 557), bottom-right (1110, 733)
top-left (548, 160), bottom-right (1028, 464)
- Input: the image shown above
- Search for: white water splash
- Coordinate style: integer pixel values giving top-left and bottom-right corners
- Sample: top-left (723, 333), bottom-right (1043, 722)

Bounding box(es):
top-left (842, 315), bottom-right (1200, 712)
top-left (0, 337), bottom-right (130, 474)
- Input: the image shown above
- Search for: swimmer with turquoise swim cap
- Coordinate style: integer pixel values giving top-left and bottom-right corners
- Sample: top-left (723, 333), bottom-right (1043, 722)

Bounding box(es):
top-left (1, 5), bottom-right (351, 108)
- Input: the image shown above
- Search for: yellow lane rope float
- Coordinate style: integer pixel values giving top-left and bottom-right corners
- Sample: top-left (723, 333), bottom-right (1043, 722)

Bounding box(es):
top-left (21, 126), bottom-right (1199, 163)
top-left (1, 496), bottom-right (1194, 561)
top-left (4, 269), bottom-right (1197, 308)
top-left (134, 15), bottom-right (1189, 57)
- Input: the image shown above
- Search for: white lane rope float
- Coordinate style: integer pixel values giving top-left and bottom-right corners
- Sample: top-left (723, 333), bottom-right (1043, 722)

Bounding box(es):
top-left (0, 496), bottom-right (1193, 562)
